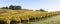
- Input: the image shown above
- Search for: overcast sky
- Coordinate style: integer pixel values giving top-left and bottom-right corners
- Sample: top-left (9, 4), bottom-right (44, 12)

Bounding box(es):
top-left (0, 0), bottom-right (60, 11)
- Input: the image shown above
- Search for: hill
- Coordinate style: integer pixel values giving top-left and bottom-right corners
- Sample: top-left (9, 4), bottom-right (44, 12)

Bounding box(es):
top-left (0, 9), bottom-right (60, 24)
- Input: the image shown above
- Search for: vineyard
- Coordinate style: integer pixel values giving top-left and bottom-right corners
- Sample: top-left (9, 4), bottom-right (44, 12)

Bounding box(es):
top-left (0, 9), bottom-right (60, 24)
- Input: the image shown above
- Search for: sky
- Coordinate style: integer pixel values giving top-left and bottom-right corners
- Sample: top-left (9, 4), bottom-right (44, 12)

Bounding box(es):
top-left (0, 0), bottom-right (60, 11)
top-left (0, 0), bottom-right (21, 7)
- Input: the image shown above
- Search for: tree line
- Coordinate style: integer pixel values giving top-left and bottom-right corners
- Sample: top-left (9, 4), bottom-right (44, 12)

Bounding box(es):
top-left (2, 5), bottom-right (21, 10)
top-left (1, 5), bottom-right (46, 12)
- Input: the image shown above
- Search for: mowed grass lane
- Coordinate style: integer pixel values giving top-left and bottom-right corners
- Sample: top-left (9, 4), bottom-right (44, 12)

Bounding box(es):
top-left (30, 15), bottom-right (60, 24)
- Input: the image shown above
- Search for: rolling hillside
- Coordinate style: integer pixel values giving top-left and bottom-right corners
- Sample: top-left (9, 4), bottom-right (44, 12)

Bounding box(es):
top-left (0, 9), bottom-right (60, 24)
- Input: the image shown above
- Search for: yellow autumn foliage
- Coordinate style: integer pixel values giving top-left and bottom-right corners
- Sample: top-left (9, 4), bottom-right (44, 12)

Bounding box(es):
top-left (0, 9), bottom-right (60, 24)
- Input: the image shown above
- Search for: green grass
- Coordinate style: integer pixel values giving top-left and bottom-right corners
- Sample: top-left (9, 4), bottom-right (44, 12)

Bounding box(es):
top-left (29, 15), bottom-right (60, 24)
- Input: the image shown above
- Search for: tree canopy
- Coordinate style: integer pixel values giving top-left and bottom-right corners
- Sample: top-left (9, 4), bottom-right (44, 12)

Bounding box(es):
top-left (1, 5), bottom-right (22, 10)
